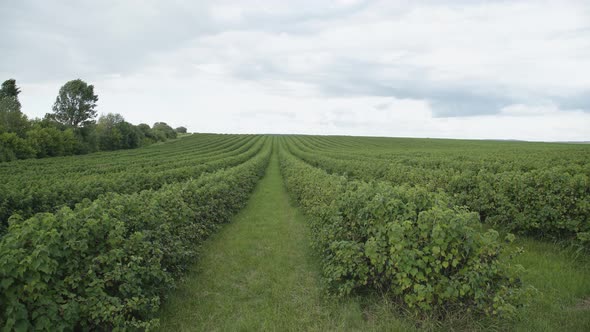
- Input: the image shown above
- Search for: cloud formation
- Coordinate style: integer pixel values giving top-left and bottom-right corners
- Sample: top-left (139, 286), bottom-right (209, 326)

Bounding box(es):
top-left (1, 0), bottom-right (589, 140)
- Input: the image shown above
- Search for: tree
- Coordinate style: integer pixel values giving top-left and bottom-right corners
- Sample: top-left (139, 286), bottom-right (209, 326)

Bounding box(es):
top-left (136, 123), bottom-right (158, 145)
top-left (96, 113), bottom-right (141, 150)
top-left (116, 121), bottom-right (141, 149)
top-left (0, 132), bottom-right (35, 161)
top-left (97, 113), bottom-right (125, 129)
top-left (0, 79), bottom-right (21, 99)
top-left (175, 126), bottom-right (187, 134)
top-left (96, 113), bottom-right (124, 150)
top-left (26, 126), bottom-right (76, 158)
top-left (0, 98), bottom-right (29, 136)
top-left (137, 123), bottom-right (152, 136)
top-left (0, 79), bottom-right (29, 136)
top-left (153, 122), bottom-right (177, 139)
top-left (52, 79), bottom-right (98, 128)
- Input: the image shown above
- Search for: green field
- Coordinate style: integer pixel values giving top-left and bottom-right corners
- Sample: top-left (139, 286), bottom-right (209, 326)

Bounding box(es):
top-left (1, 134), bottom-right (589, 331)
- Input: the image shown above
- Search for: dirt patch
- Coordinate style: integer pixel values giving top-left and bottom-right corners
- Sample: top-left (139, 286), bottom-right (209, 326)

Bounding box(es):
top-left (573, 297), bottom-right (590, 310)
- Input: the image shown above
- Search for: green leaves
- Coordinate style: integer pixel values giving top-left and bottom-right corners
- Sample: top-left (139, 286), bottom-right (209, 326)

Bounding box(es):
top-left (432, 246), bottom-right (440, 255)
top-left (286, 134), bottom-right (590, 250)
top-left (279, 138), bottom-right (529, 317)
top-left (51, 79), bottom-right (98, 128)
top-left (0, 134), bottom-right (265, 228)
top-left (0, 139), bottom-right (271, 329)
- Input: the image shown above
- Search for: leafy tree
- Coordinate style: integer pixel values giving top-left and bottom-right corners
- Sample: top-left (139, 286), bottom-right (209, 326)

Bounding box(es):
top-left (97, 113), bottom-right (125, 128)
top-left (137, 123), bottom-right (151, 133)
top-left (0, 79), bottom-right (21, 99)
top-left (0, 132), bottom-right (35, 161)
top-left (96, 113), bottom-right (124, 150)
top-left (175, 126), bottom-right (187, 134)
top-left (0, 79), bottom-right (29, 136)
top-left (96, 113), bottom-right (141, 150)
top-left (153, 122), bottom-right (177, 139)
top-left (38, 113), bottom-right (67, 130)
top-left (0, 99), bottom-right (29, 136)
top-left (137, 123), bottom-right (159, 145)
top-left (52, 79), bottom-right (98, 128)
top-left (26, 126), bottom-right (76, 158)
top-left (117, 122), bottom-right (141, 149)
top-left (73, 124), bottom-right (99, 154)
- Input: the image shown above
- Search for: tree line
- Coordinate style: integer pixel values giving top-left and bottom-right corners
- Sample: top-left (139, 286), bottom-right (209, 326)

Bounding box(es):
top-left (0, 78), bottom-right (188, 162)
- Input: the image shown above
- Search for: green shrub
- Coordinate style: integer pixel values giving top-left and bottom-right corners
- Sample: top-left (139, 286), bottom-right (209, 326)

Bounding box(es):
top-left (0, 135), bottom-right (264, 228)
top-left (287, 137), bottom-right (590, 249)
top-left (0, 143), bottom-right (270, 330)
top-left (0, 132), bottom-right (35, 161)
top-left (279, 145), bottom-right (528, 316)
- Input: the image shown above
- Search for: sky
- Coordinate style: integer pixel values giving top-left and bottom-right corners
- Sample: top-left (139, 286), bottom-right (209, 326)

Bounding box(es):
top-left (1, 0), bottom-right (589, 141)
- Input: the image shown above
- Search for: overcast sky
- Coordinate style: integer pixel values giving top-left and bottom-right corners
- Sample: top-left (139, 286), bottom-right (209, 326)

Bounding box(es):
top-left (1, 0), bottom-right (589, 141)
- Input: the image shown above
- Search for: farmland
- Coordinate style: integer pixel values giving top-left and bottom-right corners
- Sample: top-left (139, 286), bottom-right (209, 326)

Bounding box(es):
top-left (1, 134), bottom-right (589, 331)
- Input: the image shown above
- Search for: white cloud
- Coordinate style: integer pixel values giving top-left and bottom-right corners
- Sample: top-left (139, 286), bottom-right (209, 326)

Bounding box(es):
top-left (2, 0), bottom-right (589, 141)
top-left (210, 5), bottom-right (244, 23)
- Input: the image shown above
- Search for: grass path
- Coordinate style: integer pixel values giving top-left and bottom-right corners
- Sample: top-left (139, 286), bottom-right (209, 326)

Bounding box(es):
top-left (157, 148), bottom-right (590, 331)
top-left (157, 150), bottom-right (414, 331)
top-left (511, 239), bottom-right (590, 331)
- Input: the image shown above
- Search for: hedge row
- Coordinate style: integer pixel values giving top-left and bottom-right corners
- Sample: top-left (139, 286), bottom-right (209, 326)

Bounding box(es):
top-left (0, 135), bottom-right (265, 228)
top-left (448, 168), bottom-right (590, 245)
top-left (297, 135), bottom-right (590, 174)
top-left (287, 137), bottom-right (590, 248)
top-left (279, 143), bottom-right (528, 316)
top-left (0, 142), bottom-right (271, 330)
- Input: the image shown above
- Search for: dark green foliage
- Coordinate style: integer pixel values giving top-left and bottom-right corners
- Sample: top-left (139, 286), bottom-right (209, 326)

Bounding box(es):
top-left (137, 123), bottom-right (153, 139)
top-left (0, 79), bottom-right (21, 99)
top-left (287, 135), bottom-right (590, 249)
top-left (279, 140), bottom-right (529, 316)
top-left (175, 126), bottom-right (187, 134)
top-left (0, 79), bottom-right (29, 137)
top-left (52, 79), bottom-right (98, 128)
top-left (153, 122), bottom-right (177, 139)
top-left (25, 126), bottom-right (77, 158)
top-left (448, 168), bottom-right (590, 246)
top-left (96, 113), bottom-right (143, 150)
top-left (137, 123), bottom-right (166, 145)
top-left (0, 133), bottom-right (35, 161)
top-left (0, 99), bottom-right (29, 137)
top-left (0, 134), bottom-right (264, 228)
top-left (0, 79), bottom-right (181, 162)
top-left (71, 124), bottom-right (99, 154)
top-left (0, 139), bottom-right (271, 330)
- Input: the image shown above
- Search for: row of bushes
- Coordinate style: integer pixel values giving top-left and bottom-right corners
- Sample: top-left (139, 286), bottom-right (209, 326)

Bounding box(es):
top-left (0, 135), bottom-right (265, 229)
top-left (448, 168), bottom-right (590, 246)
top-left (279, 142), bottom-right (528, 316)
top-left (0, 120), bottom-right (180, 162)
top-left (298, 135), bottom-right (590, 174)
top-left (287, 137), bottom-right (590, 249)
top-left (0, 141), bottom-right (271, 330)
top-left (0, 129), bottom-right (76, 161)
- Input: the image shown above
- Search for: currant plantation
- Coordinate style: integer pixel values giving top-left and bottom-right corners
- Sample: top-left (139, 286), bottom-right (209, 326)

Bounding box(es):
top-left (1, 134), bottom-right (588, 330)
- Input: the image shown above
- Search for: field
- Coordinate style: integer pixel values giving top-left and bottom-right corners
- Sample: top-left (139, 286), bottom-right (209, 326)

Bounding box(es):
top-left (1, 134), bottom-right (589, 331)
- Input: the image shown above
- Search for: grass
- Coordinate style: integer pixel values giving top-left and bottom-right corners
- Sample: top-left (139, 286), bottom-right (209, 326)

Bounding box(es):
top-left (157, 151), bottom-right (415, 331)
top-left (511, 238), bottom-right (590, 331)
top-left (158, 150), bottom-right (590, 331)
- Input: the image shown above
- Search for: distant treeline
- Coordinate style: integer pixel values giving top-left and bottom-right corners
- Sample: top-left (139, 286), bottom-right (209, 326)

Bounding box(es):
top-left (0, 79), bottom-right (188, 162)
